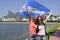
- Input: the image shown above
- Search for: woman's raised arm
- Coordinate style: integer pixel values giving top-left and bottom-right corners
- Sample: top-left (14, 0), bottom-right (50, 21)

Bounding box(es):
top-left (43, 11), bottom-right (52, 23)
top-left (25, 5), bottom-right (32, 22)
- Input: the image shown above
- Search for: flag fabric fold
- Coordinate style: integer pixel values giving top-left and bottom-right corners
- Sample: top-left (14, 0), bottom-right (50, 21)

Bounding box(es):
top-left (27, 0), bottom-right (50, 13)
top-left (19, 0), bottom-right (50, 17)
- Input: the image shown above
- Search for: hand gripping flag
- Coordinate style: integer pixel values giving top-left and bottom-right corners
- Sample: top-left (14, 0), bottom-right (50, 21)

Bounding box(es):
top-left (19, 0), bottom-right (50, 17)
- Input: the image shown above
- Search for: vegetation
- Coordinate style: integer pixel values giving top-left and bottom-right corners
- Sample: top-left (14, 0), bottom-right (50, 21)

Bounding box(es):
top-left (48, 20), bottom-right (60, 22)
top-left (46, 22), bottom-right (60, 40)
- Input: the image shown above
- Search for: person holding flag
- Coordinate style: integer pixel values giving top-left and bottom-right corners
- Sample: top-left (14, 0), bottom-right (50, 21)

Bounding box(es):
top-left (36, 12), bottom-right (52, 40)
top-left (25, 5), bottom-right (38, 40)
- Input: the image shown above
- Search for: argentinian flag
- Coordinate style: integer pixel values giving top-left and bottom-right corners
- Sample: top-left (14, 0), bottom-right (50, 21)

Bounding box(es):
top-left (20, 0), bottom-right (50, 17)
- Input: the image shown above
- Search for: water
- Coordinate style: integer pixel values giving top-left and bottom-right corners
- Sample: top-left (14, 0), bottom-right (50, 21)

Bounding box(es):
top-left (0, 22), bottom-right (52, 40)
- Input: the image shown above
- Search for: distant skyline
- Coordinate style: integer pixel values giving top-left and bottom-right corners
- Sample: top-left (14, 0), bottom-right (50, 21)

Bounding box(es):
top-left (0, 0), bottom-right (60, 18)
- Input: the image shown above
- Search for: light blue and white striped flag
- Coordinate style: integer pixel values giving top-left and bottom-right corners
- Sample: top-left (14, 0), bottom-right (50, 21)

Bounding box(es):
top-left (19, 0), bottom-right (50, 17)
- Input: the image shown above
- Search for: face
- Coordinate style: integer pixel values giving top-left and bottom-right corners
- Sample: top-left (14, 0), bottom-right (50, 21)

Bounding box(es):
top-left (33, 16), bottom-right (37, 22)
top-left (33, 16), bottom-right (38, 25)
top-left (38, 17), bottom-right (43, 25)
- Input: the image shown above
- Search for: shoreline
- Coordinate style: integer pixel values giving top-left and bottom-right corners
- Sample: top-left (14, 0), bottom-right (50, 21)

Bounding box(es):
top-left (0, 22), bottom-right (59, 24)
top-left (0, 22), bottom-right (29, 24)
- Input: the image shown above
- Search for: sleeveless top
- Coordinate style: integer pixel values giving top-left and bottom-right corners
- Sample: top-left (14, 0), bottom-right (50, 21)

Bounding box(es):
top-left (29, 20), bottom-right (37, 35)
top-left (37, 25), bottom-right (46, 36)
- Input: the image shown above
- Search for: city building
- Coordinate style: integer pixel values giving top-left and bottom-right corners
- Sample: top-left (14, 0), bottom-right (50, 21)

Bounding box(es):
top-left (2, 18), bottom-right (16, 21)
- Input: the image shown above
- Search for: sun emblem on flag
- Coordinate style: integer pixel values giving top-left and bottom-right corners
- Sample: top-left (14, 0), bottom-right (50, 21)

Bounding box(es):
top-left (31, 8), bottom-right (36, 12)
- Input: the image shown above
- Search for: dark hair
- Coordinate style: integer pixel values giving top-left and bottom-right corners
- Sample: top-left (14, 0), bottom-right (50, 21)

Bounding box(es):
top-left (37, 16), bottom-right (43, 25)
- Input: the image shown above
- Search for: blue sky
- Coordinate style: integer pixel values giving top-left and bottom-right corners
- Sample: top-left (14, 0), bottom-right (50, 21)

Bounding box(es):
top-left (0, 0), bottom-right (60, 18)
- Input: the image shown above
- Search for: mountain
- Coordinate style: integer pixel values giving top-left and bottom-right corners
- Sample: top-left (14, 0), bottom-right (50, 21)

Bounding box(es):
top-left (3, 11), bottom-right (16, 18)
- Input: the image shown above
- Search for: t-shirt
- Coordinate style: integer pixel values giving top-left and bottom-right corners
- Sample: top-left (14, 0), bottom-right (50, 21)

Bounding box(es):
top-left (29, 19), bottom-right (37, 35)
top-left (37, 25), bottom-right (46, 36)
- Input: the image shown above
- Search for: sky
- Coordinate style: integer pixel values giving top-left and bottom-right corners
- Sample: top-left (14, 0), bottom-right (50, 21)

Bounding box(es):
top-left (0, 0), bottom-right (60, 18)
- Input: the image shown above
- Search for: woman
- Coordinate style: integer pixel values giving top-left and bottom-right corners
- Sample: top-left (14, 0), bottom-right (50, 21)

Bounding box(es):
top-left (36, 12), bottom-right (52, 40)
top-left (25, 5), bottom-right (38, 40)
top-left (36, 16), bottom-right (46, 40)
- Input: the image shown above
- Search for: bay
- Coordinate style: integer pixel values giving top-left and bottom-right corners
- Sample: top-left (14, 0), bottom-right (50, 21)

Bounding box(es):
top-left (0, 22), bottom-right (52, 40)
